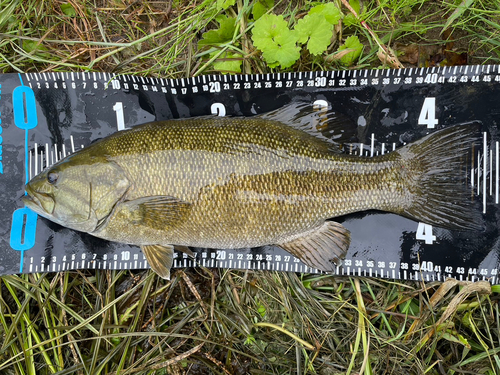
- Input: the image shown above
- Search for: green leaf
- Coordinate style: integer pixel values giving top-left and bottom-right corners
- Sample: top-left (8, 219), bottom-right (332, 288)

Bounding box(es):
top-left (343, 0), bottom-right (361, 26)
top-left (198, 15), bottom-right (237, 46)
top-left (252, 14), bottom-right (300, 68)
top-left (213, 59), bottom-right (242, 74)
top-left (398, 298), bottom-right (419, 316)
top-left (308, 3), bottom-right (342, 25)
top-left (212, 51), bottom-right (242, 74)
top-left (295, 13), bottom-right (333, 55)
top-left (442, 329), bottom-right (471, 349)
top-left (60, 3), bottom-right (76, 17)
top-left (201, 14), bottom-right (241, 74)
top-left (252, 0), bottom-right (274, 20)
top-left (441, 0), bottom-right (475, 34)
top-left (244, 335), bottom-right (256, 345)
top-left (252, 14), bottom-right (287, 49)
top-left (263, 33), bottom-right (300, 68)
top-left (350, 0), bottom-right (361, 14)
top-left (302, 280), bottom-right (312, 289)
top-left (217, 0), bottom-right (236, 10)
top-left (257, 304), bottom-right (266, 317)
top-left (337, 35), bottom-right (363, 66)
top-left (343, 14), bottom-right (356, 26)
top-left (491, 285), bottom-right (500, 293)
top-left (22, 40), bottom-right (51, 59)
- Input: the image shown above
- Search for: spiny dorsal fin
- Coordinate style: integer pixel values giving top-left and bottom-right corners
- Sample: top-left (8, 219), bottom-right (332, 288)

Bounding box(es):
top-left (124, 196), bottom-right (192, 230)
top-left (278, 221), bottom-right (350, 272)
top-left (141, 244), bottom-right (174, 279)
top-left (256, 101), bottom-right (357, 150)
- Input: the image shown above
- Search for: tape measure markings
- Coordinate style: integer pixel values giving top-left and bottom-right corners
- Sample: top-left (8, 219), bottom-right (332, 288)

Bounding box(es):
top-left (30, 252), bottom-right (149, 273)
top-left (484, 133), bottom-right (487, 213)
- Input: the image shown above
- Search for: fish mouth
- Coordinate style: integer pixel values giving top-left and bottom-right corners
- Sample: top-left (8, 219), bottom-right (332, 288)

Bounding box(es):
top-left (23, 186), bottom-right (55, 215)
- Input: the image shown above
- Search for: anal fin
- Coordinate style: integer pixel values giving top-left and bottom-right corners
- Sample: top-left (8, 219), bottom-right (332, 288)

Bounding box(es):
top-left (278, 221), bottom-right (350, 272)
top-left (141, 244), bottom-right (175, 279)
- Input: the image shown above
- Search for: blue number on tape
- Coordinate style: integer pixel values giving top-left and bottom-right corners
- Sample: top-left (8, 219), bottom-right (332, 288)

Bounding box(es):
top-left (11, 81), bottom-right (39, 262)
top-left (13, 86), bottom-right (38, 130)
top-left (10, 207), bottom-right (37, 250)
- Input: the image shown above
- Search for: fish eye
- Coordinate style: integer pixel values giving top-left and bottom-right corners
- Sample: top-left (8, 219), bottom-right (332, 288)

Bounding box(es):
top-left (47, 172), bottom-right (59, 185)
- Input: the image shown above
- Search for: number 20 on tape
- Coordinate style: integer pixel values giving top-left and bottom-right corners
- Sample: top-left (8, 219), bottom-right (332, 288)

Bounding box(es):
top-left (10, 85), bottom-right (38, 251)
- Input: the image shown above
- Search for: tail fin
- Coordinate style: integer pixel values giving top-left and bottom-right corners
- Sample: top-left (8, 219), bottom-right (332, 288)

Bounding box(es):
top-left (397, 123), bottom-right (483, 231)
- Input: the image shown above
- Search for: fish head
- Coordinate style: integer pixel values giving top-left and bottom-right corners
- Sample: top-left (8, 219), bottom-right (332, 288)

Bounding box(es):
top-left (23, 155), bottom-right (130, 233)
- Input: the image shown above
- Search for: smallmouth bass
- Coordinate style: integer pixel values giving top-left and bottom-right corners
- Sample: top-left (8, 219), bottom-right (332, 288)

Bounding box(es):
top-left (23, 104), bottom-right (482, 278)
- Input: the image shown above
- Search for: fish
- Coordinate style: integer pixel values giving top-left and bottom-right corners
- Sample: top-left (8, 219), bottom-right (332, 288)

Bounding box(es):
top-left (23, 103), bottom-right (482, 279)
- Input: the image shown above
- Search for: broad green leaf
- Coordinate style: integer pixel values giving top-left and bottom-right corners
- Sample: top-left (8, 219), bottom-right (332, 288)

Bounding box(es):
top-left (343, 14), bottom-right (356, 26)
top-left (252, 14), bottom-right (288, 49)
top-left (252, 14), bottom-right (300, 68)
top-left (217, 0), bottom-right (236, 10)
top-left (309, 3), bottom-right (342, 25)
top-left (23, 40), bottom-right (38, 53)
top-left (22, 40), bottom-right (51, 59)
top-left (337, 35), bottom-right (363, 66)
top-left (212, 51), bottom-right (242, 73)
top-left (343, 0), bottom-right (361, 26)
top-left (491, 285), bottom-right (500, 293)
top-left (261, 32), bottom-right (300, 68)
top-left (60, 3), bottom-right (76, 17)
top-left (295, 13), bottom-right (333, 55)
top-left (252, 0), bottom-right (274, 20)
top-left (350, 0), bottom-right (361, 14)
top-left (198, 15), bottom-right (237, 46)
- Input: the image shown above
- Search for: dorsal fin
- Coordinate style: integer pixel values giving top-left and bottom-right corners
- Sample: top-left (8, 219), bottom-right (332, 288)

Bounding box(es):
top-left (168, 102), bottom-right (357, 152)
top-left (256, 101), bottom-right (357, 151)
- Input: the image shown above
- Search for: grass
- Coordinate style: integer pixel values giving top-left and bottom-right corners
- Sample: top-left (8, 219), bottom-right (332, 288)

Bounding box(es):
top-left (0, 271), bottom-right (497, 374)
top-left (1, 0), bottom-right (500, 374)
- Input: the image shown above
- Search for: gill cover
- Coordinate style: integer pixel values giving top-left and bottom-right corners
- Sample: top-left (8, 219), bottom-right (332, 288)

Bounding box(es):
top-left (87, 160), bottom-right (130, 229)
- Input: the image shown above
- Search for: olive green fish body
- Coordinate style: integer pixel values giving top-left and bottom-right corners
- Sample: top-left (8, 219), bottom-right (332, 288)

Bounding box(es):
top-left (23, 106), bottom-right (482, 279)
top-left (83, 118), bottom-right (402, 247)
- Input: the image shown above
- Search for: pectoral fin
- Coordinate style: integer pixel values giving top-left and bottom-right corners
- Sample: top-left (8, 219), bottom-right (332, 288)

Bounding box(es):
top-left (141, 244), bottom-right (175, 279)
top-left (278, 221), bottom-right (350, 272)
top-left (125, 196), bottom-right (192, 230)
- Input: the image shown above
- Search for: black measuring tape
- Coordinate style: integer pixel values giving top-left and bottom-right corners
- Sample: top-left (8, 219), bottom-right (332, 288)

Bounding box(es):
top-left (2, 66), bottom-right (500, 283)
